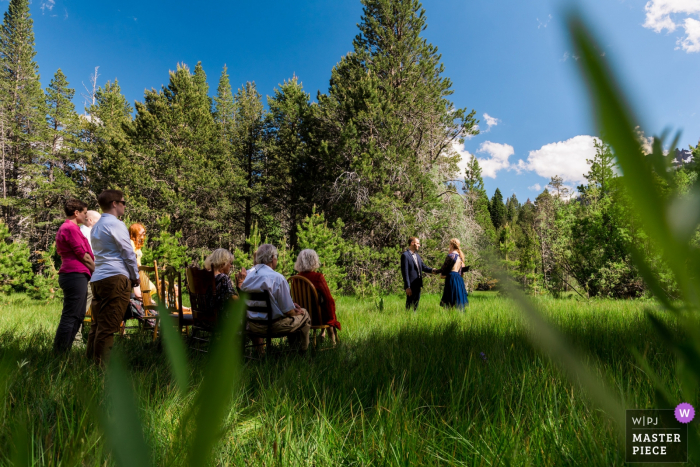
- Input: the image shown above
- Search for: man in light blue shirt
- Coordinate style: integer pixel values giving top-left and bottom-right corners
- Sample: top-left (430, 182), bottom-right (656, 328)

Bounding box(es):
top-left (241, 244), bottom-right (310, 352)
top-left (87, 190), bottom-right (141, 365)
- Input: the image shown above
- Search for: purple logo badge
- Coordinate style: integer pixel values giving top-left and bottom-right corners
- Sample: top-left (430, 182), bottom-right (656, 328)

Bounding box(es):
top-left (674, 403), bottom-right (695, 424)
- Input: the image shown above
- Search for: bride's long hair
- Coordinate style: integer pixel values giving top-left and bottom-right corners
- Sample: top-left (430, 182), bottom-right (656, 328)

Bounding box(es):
top-left (449, 238), bottom-right (465, 264)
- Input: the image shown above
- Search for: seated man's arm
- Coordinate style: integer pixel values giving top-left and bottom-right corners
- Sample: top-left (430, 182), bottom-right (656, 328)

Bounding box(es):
top-left (277, 278), bottom-right (301, 317)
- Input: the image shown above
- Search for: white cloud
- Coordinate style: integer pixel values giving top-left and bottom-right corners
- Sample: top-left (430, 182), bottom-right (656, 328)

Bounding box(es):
top-left (643, 0), bottom-right (700, 53)
top-left (560, 52), bottom-right (570, 62)
top-left (40, 0), bottom-right (55, 13)
top-left (477, 141), bottom-right (515, 179)
top-left (463, 113), bottom-right (499, 140)
top-left (678, 17), bottom-right (700, 52)
top-left (528, 183), bottom-right (542, 191)
top-left (483, 113), bottom-right (499, 131)
top-left (517, 135), bottom-right (599, 184)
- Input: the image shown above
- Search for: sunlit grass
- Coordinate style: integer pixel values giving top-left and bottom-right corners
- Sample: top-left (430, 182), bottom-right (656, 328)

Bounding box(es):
top-left (0, 292), bottom-right (681, 465)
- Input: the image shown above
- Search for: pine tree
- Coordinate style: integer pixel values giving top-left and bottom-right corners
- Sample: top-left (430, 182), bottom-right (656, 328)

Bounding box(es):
top-left (463, 154), bottom-right (495, 243)
top-left (266, 77), bottom-right (315, 248)
top-left (315, 0), bottom-right (478, 248)
top-left (213, 65), bottom-right (236, 147)
top-left (464, 154), bottom-right (486, 194)
top-left (505, 194), bottom-right (520, 222)
top-left (584, 139), bottom-right (617, 194)
top-left (0, 0), bottom-right (45, 234)
top-left (548, 175), bottom-right (569, 199)
top-left (489, 188), bottom-right (506, 230)
top-left (128, 63), bottom-right (233, 255)
top-left (84, 79), bottom-right (134, 198)
top-left (29, 68), bottom-right (81, 250)
top-left (233, 81), bottom-right (268, 251)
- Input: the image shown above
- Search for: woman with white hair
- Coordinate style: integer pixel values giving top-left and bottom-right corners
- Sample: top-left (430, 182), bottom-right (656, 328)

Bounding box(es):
top-left (204, 248), bottom-right (247, 311)
top-left (295, 249), bottom-right (341, 344)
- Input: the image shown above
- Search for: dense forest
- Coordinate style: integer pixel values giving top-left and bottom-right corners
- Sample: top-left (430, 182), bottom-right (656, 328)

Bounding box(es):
top-left (0, 0), bottom-right (698, 299)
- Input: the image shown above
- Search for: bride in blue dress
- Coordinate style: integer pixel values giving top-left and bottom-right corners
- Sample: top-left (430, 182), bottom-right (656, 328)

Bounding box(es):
top-left (439, 238), bottom-right (469, 310)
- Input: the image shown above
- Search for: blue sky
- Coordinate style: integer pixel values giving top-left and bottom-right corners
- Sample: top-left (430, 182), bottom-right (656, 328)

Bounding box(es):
top-left (22, 0), bottom-right (700, 201)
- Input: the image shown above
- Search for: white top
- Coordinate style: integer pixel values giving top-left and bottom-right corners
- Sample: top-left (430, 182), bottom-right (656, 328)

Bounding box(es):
top-left (240, 264), bottom-right (294, 320)
top-left (80, 224), bottom-right (93, 249)
top-left (90, 213), bottom-right (140, 283)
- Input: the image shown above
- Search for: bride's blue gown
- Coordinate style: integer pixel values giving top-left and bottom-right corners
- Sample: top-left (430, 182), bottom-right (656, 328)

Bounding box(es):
top-left (440, 252), bottom-right (469, 311)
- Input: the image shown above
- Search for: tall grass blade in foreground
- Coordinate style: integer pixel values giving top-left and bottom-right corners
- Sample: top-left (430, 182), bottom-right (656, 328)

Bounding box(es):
top-left (158, 312), bottom-right (190, 395)
top-left (186, 297), bottom-right (244, 467)
top-left (568, 9), bottom-right (700, 460)
top-left (103, 351), bottom-right (152, 467)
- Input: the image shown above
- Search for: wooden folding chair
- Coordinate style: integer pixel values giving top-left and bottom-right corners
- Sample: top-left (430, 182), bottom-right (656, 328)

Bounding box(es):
top-left (154, 266), bottom-right (193, 338)
top-left (186, 266), bottom-right (218, 352)
top-left (288, 275), bottom-right (338, 349)
top-left (142, 260), bottom-right (162, 303)
top-left (244, 290), bottom-right (297, 359)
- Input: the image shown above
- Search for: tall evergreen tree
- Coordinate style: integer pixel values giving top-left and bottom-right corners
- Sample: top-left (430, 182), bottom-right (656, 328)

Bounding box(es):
top-left (464, 154), bottom-right (486, 194)
top-left (28, 68), bottom-right (81, 249)
top-left (489, 188), bottom-right (506, 230)
top-left (583, 139), bottom-right (617, 194)
top-left (505, 193), bottom-right (520, 222)
top-left (315, 0), bottom-right (478, 248)
top-left (211, 66), bottom-right (247, 249)
top-left (233, 81), bottom-right (268, 250)
top-left (83, 79), bottom-right (134, 198)
top-left (0, 0), bottom-right (45, 233)
top-left (128, 63), bottom-right (233, 254)
top-left (213, 65), bottom-right (236, 146)
top-left (463, 154), bottom-right (495, 243)
top-left (266, 77), bottom-right (315, 248)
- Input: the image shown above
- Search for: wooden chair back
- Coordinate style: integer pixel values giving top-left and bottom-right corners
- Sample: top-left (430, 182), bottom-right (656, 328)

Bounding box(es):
top-left (288, 275), bottom-right (324, 328)
top-left (161, 266), bottom-right (185, 334)
top-left (244, 290), bottom-right (275, 354)
top-left (186, 266), bottom-right (217, 330)
top-left (138, 267), bottom-right (157, 309)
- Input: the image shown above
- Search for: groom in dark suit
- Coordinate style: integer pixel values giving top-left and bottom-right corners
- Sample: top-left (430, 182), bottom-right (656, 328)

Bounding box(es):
top-left (400, 237), bottom-right (438, 311)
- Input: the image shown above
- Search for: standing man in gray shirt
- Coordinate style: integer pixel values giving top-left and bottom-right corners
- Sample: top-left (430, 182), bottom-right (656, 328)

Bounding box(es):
top-left (87, 190), bottom-right (141, 366)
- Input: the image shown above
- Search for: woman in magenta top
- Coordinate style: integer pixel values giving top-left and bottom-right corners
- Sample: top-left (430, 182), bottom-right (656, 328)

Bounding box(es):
top-left (53, 199), bottom-right (95, 353)
top-left (294, 249), bottom-right (341, 344)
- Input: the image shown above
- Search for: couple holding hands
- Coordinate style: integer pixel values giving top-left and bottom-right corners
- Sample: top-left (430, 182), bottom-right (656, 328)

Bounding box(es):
top-left (400, 237), bottom-right (469, 311)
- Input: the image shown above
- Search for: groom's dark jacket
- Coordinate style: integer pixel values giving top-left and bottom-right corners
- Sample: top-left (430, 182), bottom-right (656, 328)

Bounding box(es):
top-left (401, 250), bottom-right (433, 291)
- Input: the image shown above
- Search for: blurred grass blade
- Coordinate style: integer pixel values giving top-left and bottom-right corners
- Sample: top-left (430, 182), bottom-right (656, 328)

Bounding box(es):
top-left (103, 351), bottom-right (152, 467)
top-left (158, 306), bottom-right (190, 395)
top-left (499, 269), bottom-right (626, 435)
top-left (10, 416), bottom-right (29, 467)
top-left (187, 297), bottom-right (244, 467)
top-left (568, 13), bottom-right (695, 304)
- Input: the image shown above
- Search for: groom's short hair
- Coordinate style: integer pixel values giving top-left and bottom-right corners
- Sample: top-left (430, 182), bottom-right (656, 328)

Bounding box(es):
top-left (408, 237), bottom-right (418, 246)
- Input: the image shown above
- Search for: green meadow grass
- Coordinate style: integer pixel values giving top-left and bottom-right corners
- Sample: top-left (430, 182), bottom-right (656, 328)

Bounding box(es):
top-left (0, 292), bottom-right (687, 466)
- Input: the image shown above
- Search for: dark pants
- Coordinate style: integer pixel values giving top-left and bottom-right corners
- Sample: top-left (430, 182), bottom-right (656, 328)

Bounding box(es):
top-left (87, 274), bottom-right (131, 366)
top-left (53, 273), bottom-right (89, 353)
top-left (405, 287), bottom-right (421, 310)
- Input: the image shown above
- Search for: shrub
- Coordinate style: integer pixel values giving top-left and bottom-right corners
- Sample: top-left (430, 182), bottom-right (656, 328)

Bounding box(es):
top-left (0, 221), bottom-right (34, 294)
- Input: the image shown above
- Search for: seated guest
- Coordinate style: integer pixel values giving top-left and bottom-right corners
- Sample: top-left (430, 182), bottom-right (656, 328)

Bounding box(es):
top-left (240, 243), bottom-right (311, 352)
top-left (53, 199), bottom-right (95, 353)
top-left (204, 248), bottom-right (247, 311)
top-left (294, 249), bottom-right (341, 344)
top-left (128, 223), bottom-right (156, 298)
